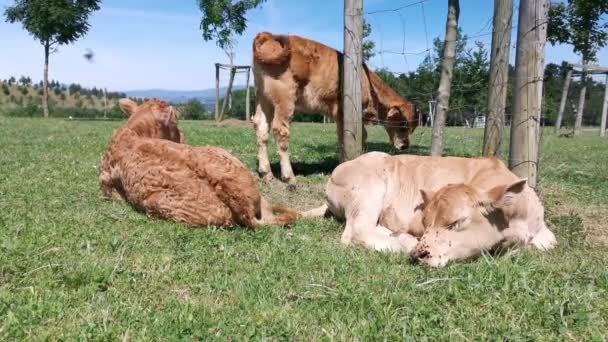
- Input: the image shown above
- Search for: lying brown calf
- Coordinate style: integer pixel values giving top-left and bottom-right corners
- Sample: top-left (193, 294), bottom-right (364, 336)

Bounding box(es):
top-left (99, 98), bottom-right (298, 228)
top-left (305, 152), bottom-right (557, 267)
top-left (252, 32), bottom-right (418, 186)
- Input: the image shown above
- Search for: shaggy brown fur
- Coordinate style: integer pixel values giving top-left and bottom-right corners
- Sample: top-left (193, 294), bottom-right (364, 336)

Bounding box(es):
top-left (252, 32), bottom-right (418, 185)
top-left (99, 98), bottom-right (299, 228)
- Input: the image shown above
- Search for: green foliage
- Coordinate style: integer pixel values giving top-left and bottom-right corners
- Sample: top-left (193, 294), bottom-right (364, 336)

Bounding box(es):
top-left (548, 0), bottom-right (608, 62)
top-left (4, 0), bottom-right (101, 48)
top-left (375, 29), bottom-right (489, 126)
top-left (198, 0), bottom-right (266, 49)
top-left (362, 19), bottom-right (375, 62)
top-left (180, 99), bottom-right (208, 120)
top-left (223, 87), bottom-right (254, 120)
top-left (1, 83), bottom-right (9, 95)
top-left (18, 75), bottom-right (31, 86)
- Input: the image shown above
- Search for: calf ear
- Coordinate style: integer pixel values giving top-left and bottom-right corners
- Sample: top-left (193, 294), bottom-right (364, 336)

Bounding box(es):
top-left (420, 189), bottom-right (435, 206)
top-left (118, 99), bottom-right (138, 116)
top-left (387, 107), bottom-right (401, 118)
top-left (485, 178), bottom-right (527, 207)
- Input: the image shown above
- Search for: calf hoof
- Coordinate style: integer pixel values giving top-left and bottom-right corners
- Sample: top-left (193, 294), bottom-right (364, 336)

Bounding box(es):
top-left (283, 178), bottom-right (297, 192)
top-left (260, 172), bottom-right (275, 182)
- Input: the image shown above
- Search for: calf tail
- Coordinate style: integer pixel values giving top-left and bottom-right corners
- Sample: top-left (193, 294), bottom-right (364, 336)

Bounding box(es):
top-left (253, 32), bottom-right (291, 65)
top-left (254, 198), bottom-right (300, 228)
top-left (302, 203), bottom-right (330, 218)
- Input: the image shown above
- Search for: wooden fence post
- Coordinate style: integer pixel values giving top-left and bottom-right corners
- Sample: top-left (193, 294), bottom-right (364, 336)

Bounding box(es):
top-left (483, 0), bottom-right (513, 157)
top-left (600, 74), bottom-right (608, 137)
top-left (508, 0), bottom-right (548, 189)
top-left (341, 0), bottom-right (364, 161)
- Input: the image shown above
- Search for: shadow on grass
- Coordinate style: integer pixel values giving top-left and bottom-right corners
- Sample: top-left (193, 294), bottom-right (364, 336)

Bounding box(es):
top-left (268, 141), bottom-right (469, 178)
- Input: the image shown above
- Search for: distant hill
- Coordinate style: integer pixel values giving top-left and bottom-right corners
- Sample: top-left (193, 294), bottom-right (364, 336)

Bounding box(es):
top-left (124, 85), bottom-right (247, 105)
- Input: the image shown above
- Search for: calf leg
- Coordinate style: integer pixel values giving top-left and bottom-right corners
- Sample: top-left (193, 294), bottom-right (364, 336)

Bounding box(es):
top-left (253, 101), bottom-right (274, 181)
top-left (342, 191), bottom-right (417, 253)
top-left (271, 103), bottom-right (296, 188)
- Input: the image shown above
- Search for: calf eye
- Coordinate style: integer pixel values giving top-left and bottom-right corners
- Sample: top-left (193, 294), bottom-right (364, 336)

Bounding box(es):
top-left (447, 218), bottom-right (466, 231)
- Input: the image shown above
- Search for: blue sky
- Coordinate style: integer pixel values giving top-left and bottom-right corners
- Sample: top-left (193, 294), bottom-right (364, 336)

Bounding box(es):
top-left (1, 0), bottom-right (605, 91)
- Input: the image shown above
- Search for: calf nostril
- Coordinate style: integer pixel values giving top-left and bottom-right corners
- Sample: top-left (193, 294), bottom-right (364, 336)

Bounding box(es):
top-left (411, 249), bottom-right (430, 260)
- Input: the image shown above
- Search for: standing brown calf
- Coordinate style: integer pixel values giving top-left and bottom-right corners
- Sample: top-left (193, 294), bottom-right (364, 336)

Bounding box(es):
top-left (252, 32), bottom-right (418, 187)
top-left (99, 98), bottom-right (298, 228)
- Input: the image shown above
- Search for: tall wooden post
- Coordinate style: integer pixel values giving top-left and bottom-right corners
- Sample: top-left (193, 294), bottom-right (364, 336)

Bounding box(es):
top-left (245, 67), bottom-right (251, 121)
top-left (509, 0), bottom-right (548, 189)
top-left (214, 63), bottom-right (220, 120)
top-left (574, 72), bottom-right (587, 136)
top-left (227, 52), bottom-right (235, 111)
top-left (341, 0), bottom-right (364, 161)
top-left (600, 74), bottom-right (608, 137)
top-left (103, 87), bottom-right (108, 119)
top-left (430, 0), bottom-right (460, 156)
top-left (555, 69), bottom-right (572, 132)
top-left (218, 66), bottom-right (236, 122)
top-left (483, 0), bottom-right (513, 157)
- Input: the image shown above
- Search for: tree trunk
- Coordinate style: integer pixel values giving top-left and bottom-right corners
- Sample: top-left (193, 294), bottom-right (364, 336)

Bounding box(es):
top-left (554, 69), bottom-right (572, 132)
top-left (508, 0), bottom-right (548, 189)
top-left (430, 0), bottom-right (460, 156)
top-left (42, 42), bottom-right (50, 118)
top-left (574, 71), bottom-right (586, 136)
top-left (218, 66), bottom-right (236, 122)
top-left (245, 67), bottom-right (251, 121)
top-left (214, 63), bottom-right (220, 120)
top-left (341, 0), bottom-right (364, 161)
top-left (483, 0), bottom-right (513, 157)
top-left (600, 74), bottom-right (608, 138)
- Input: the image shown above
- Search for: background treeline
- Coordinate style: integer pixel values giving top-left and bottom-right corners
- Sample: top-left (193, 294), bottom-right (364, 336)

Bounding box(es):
top-left (373, 29), bottom-right (606, 128)
top-left (0, 76), bottom-right (129, 119)
top-left (2, 30), bottom-right (605, 124)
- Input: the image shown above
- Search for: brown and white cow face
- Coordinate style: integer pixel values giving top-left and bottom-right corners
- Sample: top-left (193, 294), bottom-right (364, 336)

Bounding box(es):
top-left (385, 105), bottom-right (417, 151)
top-left (410, 179), bottom-right (527, 267)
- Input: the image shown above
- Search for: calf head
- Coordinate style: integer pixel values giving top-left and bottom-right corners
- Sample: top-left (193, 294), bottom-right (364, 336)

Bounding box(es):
top-left (385, 103), bottom-right (417, 151)
top-left (119, 98), bottom-right (184, 143)
top-left (410, 179), bottom-right (527, 267)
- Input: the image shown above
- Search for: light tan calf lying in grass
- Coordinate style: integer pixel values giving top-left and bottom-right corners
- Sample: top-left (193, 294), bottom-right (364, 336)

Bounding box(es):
top-left (305, 152), bottom-right (557, 267)
top-left (99, 98), bottom-right (298, 228)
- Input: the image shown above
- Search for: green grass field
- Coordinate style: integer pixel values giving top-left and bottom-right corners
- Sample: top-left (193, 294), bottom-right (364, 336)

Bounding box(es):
top-left (1, 117), bottom-right (607, 340)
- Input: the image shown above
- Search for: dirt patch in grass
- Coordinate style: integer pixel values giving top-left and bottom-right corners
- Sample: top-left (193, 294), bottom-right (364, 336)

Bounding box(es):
top-left (544, 183), bottom-right (608, 246)
top-left (214, 118), bottom-right (250, 128)
top-left (258, 175), bottom-right (328, 213)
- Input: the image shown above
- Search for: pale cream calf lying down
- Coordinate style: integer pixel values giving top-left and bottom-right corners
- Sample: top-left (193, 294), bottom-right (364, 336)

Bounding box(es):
top-left (305, 152), bottom-right (557, 267)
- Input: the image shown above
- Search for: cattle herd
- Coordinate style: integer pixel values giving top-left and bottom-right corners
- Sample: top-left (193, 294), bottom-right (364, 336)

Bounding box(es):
top-left (99, 32), bottom-right (557, 268)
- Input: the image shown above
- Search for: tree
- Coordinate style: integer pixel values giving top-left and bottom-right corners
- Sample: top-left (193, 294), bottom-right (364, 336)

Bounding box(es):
top-left (181, 99), bottom-right (208, 120)
top-left (8, 76), bottom-right (16, 85)
top-left (19, 76), bottom-right (31, 86)
top-left (362, 19), bottom-right (375, 62)
top-left (431, 0), bottom-right (460, 156)
top-left (4, 0), bottom-right (101, 117)
top-left (198, 0), bottom-right (266, 49)
top-left (548, 0), bottom-right (608, 135)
